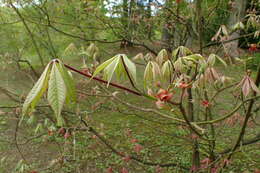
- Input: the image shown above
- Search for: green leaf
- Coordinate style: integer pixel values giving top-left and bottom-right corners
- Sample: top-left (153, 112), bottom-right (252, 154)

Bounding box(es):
top-left (48, 62), bottom-right (67, 126)
top-left (57, 63), bottom-right (76, 104)
top-left (172, 46), bottom-right (193, 60)
top-left (104, 55), bottom-right (121, 86)
top-left (215, 54), bottom-right (227, 67)
top-left (121, 54), bottom-right (137, 83)
top-left (207, 54), bottom-right (216, 67)
top-left (92, 56), bottom-right (116, 77)
top-left (156, 49), bottom-right (168, 66)
top-left (162, 60), bottom-right (173, 81)
top-left (143, 61), bottom-right (153, 88)
top-left (22, 62), bottom-right (51, 116)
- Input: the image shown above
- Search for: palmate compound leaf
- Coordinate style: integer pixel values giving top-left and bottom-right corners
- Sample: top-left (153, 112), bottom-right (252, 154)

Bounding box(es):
top-left (92, 54), bottom-right (136, 86)
top-left (22, 62), bottom-right (51, 116)
top-left (48, 62), bottom-right (67, 126)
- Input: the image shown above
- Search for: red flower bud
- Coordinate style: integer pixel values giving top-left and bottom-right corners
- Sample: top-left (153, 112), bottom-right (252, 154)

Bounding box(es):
top-left (156, 89), bottom-right (173, 101)
top-left (202, 100), bottom-right (210, 107)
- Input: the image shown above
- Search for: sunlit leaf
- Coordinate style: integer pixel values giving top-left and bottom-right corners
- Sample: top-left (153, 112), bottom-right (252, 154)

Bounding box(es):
top-left (162, 60), bottom-right (173, 81)
top-left (92, 56), bottom-right (116, 77)
top-left (57, 62), bottom-right (76, 104)
top-left (172, 46), bottom-right (192, 60)
top-left (48, 62), bottom-right (67, 126)
top-left (103, 55), bottom-right (121, 85)
top-left (156, 49), bottom-right (168, 66)
top-left (121, 54), bottom-right (137, 83)
top-left (22, 62), bottom-right (51, 115)
top-left (144, 61), bottom-right (153, 88)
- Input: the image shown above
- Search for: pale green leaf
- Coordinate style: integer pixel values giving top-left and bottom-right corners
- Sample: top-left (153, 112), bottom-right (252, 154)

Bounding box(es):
top-left (22, 62), bottom-right (51, 115)
top-left (143, 61), bottom-right (153, 88)
top-left (172, 46), bottom-right (193, 60)
top-left (207, 54), bottom-right (216, 67)
top-left (92, 56), bottom-right (116, 77)
top-left (103, 55), bottom-right (121, 86)
top-left (156, 49), bottom-right (168, 66)
top-left (162, 60), bottom-right (173, 81)
top-left (57, 63), bottom-right (76, 104)
top-left (215, 54), bottom-right (227, 67)
top-left (48, 62), bottom-right (67, 126)
top-left (121, 54), bottom-right (137, 83)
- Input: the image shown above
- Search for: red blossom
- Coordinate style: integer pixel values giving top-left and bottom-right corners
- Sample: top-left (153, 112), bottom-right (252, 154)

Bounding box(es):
top-left (178, 82), bottom-right (190, 89)
top-left (249, 44), bottom-right (258, 52)
top-left (176, 0), bottom-right (182, 4)
top-left (202, 100), bottom-right (210, 107)
top-left (156, 89), bottom-right (173, 101)
top-left (134, 144), bottom-right (143, 153)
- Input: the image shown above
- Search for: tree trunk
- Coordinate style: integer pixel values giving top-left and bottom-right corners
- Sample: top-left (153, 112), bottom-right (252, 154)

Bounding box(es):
top-left (225, 0), bottom-right (247, 58)
top-left (161, 0), bottom-right (173, 51)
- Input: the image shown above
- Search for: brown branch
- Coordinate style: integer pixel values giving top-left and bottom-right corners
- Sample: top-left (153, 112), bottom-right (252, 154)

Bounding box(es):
top-left (10, 2), bottom-right (44, 66)
top-left (203, 33), bottom-right (255, 48)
